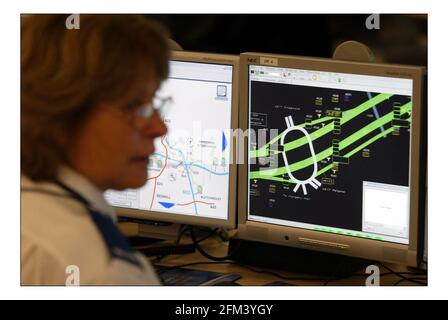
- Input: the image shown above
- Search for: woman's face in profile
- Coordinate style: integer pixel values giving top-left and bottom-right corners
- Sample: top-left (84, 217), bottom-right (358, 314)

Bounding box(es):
top-left (69, 79), bottom-right (168, 191)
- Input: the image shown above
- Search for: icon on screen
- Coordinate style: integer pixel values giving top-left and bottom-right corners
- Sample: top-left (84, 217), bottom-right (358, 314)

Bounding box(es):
top-left (217, 85), bottom-right (227, 97)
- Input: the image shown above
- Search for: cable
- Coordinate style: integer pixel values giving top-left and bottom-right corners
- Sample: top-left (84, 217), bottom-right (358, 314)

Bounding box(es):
top-left (143, 226), bottom-right (221, 264)
top-left (321, 259), bottom-right (348, 285)
top-left (322, 279), bottom-right (332, 286)
top-left (197, 228), bottom-right (220, 243)
top-left (215, 228), bottom-right (230, 242)
top-left (393, 277), bottom-right (427, 286)
top-left (381, 271), bottom-right (427, 277)
top-left (176, 225), bottom-right (219, 245)
top-left (378, 262), bottom-right (427, 285)
top-left (323, 271), bottom-right (427, 286)
top-left (175, 224), bottom-right (189, 245)
top-left (379, 262), bottom-right (426, 276)
top-left (144, 226), bottom-right (220, 262)
top-left (190, 226), bottom-right (235, 261)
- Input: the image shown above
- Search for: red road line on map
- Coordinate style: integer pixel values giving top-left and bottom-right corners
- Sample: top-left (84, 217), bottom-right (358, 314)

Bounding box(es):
top-left (176, 200), bottom-right (215, 207)
top-left (150, 137), bottom-right (168, 209)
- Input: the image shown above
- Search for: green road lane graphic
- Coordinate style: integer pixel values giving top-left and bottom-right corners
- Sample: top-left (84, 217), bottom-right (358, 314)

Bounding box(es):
top-left (250, 92), bottom-right (393, 158)
top-left (265, 126), bottom-right (396, 184)
top-left (249, 100), bottom-right (411, 181)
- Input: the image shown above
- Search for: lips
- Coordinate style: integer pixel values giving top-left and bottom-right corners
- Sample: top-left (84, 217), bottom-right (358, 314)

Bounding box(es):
top-left (133, 156), bottom-right (149, 160)
top-left (131, 155), bottom-right (150, 165)
top-left (131, 144), bottom-right (154, 165)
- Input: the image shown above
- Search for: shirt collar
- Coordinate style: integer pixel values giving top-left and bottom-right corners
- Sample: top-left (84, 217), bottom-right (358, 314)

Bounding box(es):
top-left (57, 166), bottom-right (117, 222)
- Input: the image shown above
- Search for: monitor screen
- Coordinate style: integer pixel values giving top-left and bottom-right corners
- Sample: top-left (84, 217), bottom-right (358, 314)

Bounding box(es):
top-left (248, 65), bottom-right (412, 244)
top-left (105, 52), bottom-right (239, 228)
top-left (238, 53), bottom-right (425, 265)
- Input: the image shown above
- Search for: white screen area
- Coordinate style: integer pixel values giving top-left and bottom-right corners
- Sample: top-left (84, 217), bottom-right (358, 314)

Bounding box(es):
top-left (247, 64), bottom-right (413, 244)
top-left (362, 182), bottom-right (409, 240)
top-left (105, 61), bottom-right (233, 221)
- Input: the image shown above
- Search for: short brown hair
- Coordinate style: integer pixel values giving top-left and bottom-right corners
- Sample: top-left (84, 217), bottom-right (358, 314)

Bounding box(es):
top-left (21, 14), bottom-right (170, 182)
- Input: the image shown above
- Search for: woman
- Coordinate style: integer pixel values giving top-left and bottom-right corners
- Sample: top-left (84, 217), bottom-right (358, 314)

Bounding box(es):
top-left (21, 14), bottom-right (170, 285)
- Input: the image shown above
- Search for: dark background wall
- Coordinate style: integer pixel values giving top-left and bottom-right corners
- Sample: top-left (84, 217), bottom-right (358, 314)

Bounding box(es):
top-left (146, 14), bottom-right (427, 66)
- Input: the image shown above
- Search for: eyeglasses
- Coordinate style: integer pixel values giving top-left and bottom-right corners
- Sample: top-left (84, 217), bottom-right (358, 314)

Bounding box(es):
top-left (124, 95), bottom-right (173, 123)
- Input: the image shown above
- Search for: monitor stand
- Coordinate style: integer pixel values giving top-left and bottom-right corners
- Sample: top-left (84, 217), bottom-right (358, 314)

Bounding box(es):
top-left (118, 217), bottom-right (183, 244)
top-left (118, 218), bottom-right (198, 256)
top-left (228, 238), bottom-right (373, 278)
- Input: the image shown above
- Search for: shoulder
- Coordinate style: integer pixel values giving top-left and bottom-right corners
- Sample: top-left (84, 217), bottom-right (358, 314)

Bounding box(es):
top-left (22, 232), bottom-right (161, 285)
top-left (21, 232), bottom-right (68, 285)
top-left (21, 176), bottom-right (111, 284)
top-left (21, 190), bottom-right (111, 284)
top-left (21, 176), bottom-right (161, 285)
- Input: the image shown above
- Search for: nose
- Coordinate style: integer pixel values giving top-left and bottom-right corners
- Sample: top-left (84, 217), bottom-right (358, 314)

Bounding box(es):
top-left (141, 111), bottom-right (168, 138)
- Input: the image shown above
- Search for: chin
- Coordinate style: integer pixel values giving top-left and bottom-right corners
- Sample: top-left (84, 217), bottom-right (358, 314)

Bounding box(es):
top-left (122, 179), bottom-right (147, 190)
top-left (112, 170), bottom-right (148, 190)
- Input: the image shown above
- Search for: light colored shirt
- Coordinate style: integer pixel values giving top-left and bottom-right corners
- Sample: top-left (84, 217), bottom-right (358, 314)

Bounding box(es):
top-left (21, 166), bottom-right (161, 285)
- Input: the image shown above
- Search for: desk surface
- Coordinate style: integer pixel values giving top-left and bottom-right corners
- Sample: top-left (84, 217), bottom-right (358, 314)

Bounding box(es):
top-left (146, 235), bottom-right (426, 286)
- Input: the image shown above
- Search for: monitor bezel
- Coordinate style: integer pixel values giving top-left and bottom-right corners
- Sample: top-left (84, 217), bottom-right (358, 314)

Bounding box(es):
top-left (114, 51), bottom-right (239, 229)
top-left (237, 52), bottom-right (425, 266)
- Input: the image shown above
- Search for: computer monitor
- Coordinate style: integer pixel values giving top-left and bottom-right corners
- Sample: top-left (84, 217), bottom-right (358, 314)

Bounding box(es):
top-left (105, 51), bottom-right (239, 228)
top-left (237, 52), bottom-right (426, 266)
